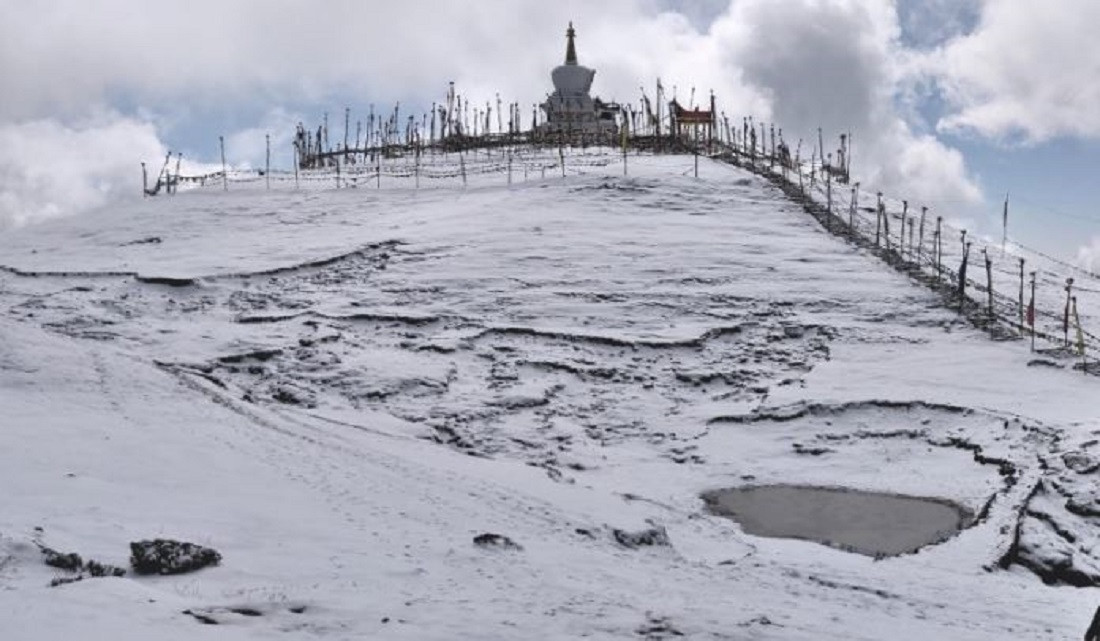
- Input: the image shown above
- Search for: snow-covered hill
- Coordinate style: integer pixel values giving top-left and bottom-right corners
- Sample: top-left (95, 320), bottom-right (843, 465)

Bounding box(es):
top-left (1, 153), bottom-right (1096, 639)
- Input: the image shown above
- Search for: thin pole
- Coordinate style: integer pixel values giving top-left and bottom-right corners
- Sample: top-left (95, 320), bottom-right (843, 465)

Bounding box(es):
top-left (875, 192), bottom-right (883, 247)
top-left (983, 248), bottom-right (994, 322)
top-left (849, 184), bottom-right (858, 234)
top-left (1064, 278), bottom-right (1075, 347)
top-left (899, 200), bottom-right (908, 256)
top-left (1073, 297), bottom-right (1085, 372)
top-left (935, 217), bottom-right (943, 278)
top-left (141, 162), bottom-right (148, 197)
top-left (817, 127), bottom-right (824, 173)
top-left (265, 134), bottom-right (271, 190)
top-left (959, 238), bottom-right (971, 314)
top-left (173, 153), bottom-right (182, 195)
top-left (1029, 271), bottom-right (1037, 352)
top-left (293, 144), bottom-right (299, 190)
top-left (917, 206), bottom-right (927, 264)
top-left (219, 136), bottom-right (228, 191)
top-left (907, 219), bottom-right (915, 263)
top-left (1018, 258), bottom-right (1025, 332)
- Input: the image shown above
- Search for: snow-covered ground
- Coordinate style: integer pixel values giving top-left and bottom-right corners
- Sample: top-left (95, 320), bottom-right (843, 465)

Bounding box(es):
top-left (1, 152), bottom-right (1097, 639)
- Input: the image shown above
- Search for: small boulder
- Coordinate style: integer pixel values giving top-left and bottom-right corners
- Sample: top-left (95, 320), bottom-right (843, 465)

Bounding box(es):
top-left (41, 548), bottom-right (82, 572)
top-left (612, 526), bottom-right (671, 549)
top-left (472, 533), bottom-right (522, 551)
top-left (130, 539), bottom-right (222, 575)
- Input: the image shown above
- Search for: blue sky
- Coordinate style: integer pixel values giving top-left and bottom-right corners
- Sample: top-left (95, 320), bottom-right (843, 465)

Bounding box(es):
top-left (1, 0), bottom-right (1098, 266)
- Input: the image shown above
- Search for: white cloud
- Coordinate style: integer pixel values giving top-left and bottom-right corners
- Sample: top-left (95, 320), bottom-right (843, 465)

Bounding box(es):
top-left (0, 114), bottom-right (228, 228)
top-left (0, 115), bottom-right (166, 227)
top-left (933, 0), bottom-right (1100, 142)
top-left (715, 0), bottom-right (981, 206)
top-left (224, 108), bottom-right (304, 170)
top-left (1079, 237), bottom-right (1100, 274)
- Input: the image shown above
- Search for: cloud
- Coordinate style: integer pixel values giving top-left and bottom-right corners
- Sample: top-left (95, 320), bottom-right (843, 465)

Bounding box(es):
top-left (1079, 237), bottom-right (1100, 274)
top-left (0, 114), bottom-right (227, 228)
top-left (715, 0), bottom-right (981, 206)
top-left (933, 0), bottom-right (1100, 143)
top-left (224, 107), bottom-right (304, 170)
top-left (895, 0), bottom-right (979, 49)
top-left (0, 115), bottom-right (166, 227)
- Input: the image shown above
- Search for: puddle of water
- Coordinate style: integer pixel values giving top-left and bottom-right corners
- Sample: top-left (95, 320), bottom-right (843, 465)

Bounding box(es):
top-left (702, 484), bottom-right (971, 557)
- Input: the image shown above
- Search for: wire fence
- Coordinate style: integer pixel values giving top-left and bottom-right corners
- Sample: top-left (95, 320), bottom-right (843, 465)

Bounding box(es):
top-left (717, 144), bottom-right (1099, 375)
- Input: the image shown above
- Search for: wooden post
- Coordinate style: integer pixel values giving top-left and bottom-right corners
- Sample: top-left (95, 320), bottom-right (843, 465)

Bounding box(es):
top-left (1064, 278), bottom-right (1075, 347)
top-left (959, 237), bottom-right (971, 314)
top-left (334, 155), bottom-right (341, 189)
top-left (907, 219), bottom-right (915, 263)
top-left (817, 127), bottom-right (825, 175)
top-left (760, 122), bottom-right (766, 167)
top-left (935, 217), bottom-right (943, 277)
top-left (983, 248), bottom-right (994, 322)
top-left (899, 200), bottom-right (908, 257)
top-left (141, 162), bottom-right (148, 197)
top-left (219, 136), bottom-right (228, 191)
top-left (825, 163), bottom-right (832, 231)
top-left (460, 150), bottom-right (467, 187)
top-left (376, 149), bottom-right (381, 189)
top-left (846, 131), bottom-right (853, 178)
top-left (769, 123), bottom-right (775, 170)
top-left (917, 206), bottom-right (927, 264)
top-left (293, 144), bottom-right (299, 189)
top-left (1018, 258), bottom-right (1026, 332)
top-left (1074, 297), bottom-right (1085, 372)
top-left (849, 184), bottom-right (858, 234)
top-left (559, 142), bottom-right (565, 179)
top-left (875, 192), bottom-right (883, 247)
top-left (694, 147), bottom-right (699, 178)
top-left (265, 134), bottom-right (271, 190)
top-left (1029, 271), bottom-right (1036, 351)
top-left (883, 200), bottom-right (892, 251)
top-left (622, 123), bottom-right (628, 177)
top-left (172, 153), bottom-right (182, 195)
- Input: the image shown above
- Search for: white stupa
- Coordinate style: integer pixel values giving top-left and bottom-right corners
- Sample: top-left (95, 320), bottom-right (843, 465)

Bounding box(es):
top-left (538, 23), bottom-right (619, 137)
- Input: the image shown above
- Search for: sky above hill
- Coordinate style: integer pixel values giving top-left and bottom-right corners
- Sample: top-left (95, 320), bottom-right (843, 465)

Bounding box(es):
top-left (1, 0), bottom-right (1098, 267)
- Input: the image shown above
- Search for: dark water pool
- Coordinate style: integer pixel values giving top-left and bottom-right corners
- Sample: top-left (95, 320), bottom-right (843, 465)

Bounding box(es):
top-left (702, 484), bottom-right (971, 556)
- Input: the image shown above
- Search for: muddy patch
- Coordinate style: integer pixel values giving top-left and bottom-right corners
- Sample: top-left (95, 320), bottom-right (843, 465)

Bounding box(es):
top-left (702, 484), bottom-right (971, 556)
